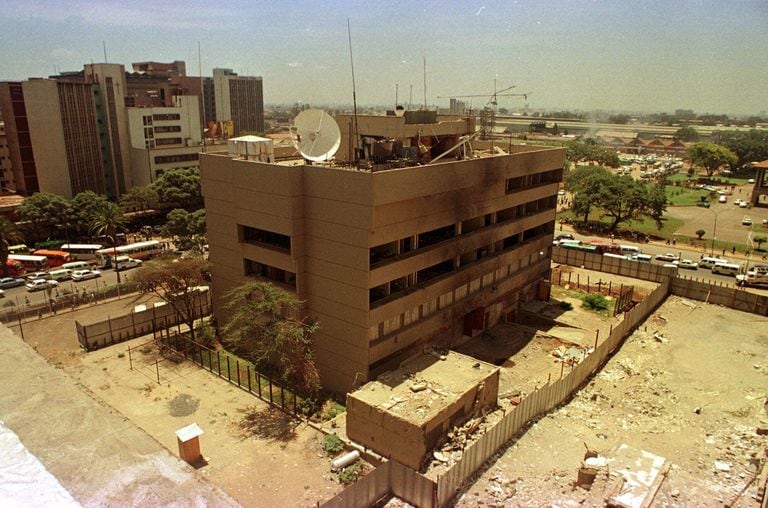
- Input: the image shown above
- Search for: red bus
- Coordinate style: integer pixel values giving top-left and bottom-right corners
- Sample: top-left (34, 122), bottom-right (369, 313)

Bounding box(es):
top-left (31, 249), bottom-right (73, 267)
top-left (4, 258), bottom-right (26, 276)
top-left (587, 241), bottom-right (622, 255)
top-left (9, 254), bottom-right (49, 271)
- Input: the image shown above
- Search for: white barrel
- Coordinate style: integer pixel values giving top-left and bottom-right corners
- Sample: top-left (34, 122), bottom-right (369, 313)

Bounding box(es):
top-left (330, 450), bottom-right (360, 472)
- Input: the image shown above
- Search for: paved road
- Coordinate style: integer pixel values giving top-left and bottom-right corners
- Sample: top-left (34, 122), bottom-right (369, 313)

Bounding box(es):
top-left (556, 227), bottom-right (768, 292)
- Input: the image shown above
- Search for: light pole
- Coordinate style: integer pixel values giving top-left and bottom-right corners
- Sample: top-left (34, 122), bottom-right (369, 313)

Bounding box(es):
top-left (710, 208), bottom-right (727, 256)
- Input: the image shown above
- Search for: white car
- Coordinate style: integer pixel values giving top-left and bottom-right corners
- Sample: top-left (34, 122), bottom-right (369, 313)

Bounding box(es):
top-left (71, 269), bottom-right (102, 282)
top-left (743, 216), bottom-right (753, 226)
top-left (739, 201), bottom-right (748, 208)
top-left (673, 259), bottom-right (698, 270)
top-left (655, 252), bottom-right (679, 262)
top-left (25, 279), bottom-right (59, 292)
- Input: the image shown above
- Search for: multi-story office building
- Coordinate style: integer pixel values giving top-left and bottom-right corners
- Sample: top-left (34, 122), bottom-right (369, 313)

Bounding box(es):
top-left (0, 79), bottom-right (106, 198)
top-left (212, 68), bottom-right (264, 136)
top-left (201, 113), bottom-right (563, 393)
top-left (0, 120), bottom-right (14, 191)
top-left (127, 96), bottom-right (203, 186)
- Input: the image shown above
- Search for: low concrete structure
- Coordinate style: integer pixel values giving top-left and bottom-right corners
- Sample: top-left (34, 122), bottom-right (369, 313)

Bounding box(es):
top-left (346, 351), bottom-right (499, 469)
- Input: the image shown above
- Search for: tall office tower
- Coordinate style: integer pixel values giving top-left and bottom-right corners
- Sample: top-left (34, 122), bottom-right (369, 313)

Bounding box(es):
top-left (212, 68), bottom-right (264, 135)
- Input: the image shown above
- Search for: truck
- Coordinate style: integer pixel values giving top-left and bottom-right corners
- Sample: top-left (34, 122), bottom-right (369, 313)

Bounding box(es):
top-left (736, 267), bottom-right (768, 287)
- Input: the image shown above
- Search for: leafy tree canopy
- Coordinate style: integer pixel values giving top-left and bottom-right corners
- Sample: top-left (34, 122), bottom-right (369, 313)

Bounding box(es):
top-left (151, 168), bottom-right (202, 209)
top-left (16, 192), bottom-right (71, 242)
top-left (70, 191), bottom-right (110, 235)
top-left (163, 208), bottom-right (206, 251)
top-left (716, 129), bottom-right (768, 169)
top-left (686, 143), bottom-right (738, 177)
top-left (674, 125), bottom-right (699, 142)
top-left (119, 186), bottom-right (159, 212)
top-left (222, 281), bottom-right (320, 396)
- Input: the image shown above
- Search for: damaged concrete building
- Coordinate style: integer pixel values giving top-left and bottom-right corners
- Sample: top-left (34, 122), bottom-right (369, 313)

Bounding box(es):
top-left (200, 111), bottom-right (564, 393)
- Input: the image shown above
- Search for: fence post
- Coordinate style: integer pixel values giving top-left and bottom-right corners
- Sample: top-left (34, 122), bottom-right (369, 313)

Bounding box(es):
top-left (247, 365), bottom-right (252, 392)
top-left (280, 385), bottom-right (285, 409)
top-left (594, 329), bottom-right (599, 349)
top-left (608, 280), bottom-right (612, 296)
top-left (128, 345), bottom-right (133, 370)
top-left (292, 391), bottom-right (297, 414)
top-left (108, 316), bottom-right (114, 344)
top-left (269, 380), bottom-right (273, 404)
top-left (155, 359), bottom-right (160, 384)
top-left (217, 351), bottom-right (221, 377)
top-left (236, 360), bottom-right (241, 387)
top-left (208, 349), bottom-right (213, 371)
top-left (560, 361), bottom-right (564, 379)
top-left (257, 372), bottom-right (262, 397)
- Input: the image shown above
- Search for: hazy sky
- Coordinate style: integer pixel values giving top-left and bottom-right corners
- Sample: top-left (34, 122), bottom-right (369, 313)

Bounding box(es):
top-left (1, 0), bottom-right (766, 115)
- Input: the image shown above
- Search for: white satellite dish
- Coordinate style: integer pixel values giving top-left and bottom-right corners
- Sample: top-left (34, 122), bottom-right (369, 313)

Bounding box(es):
top-left (290, 109), bottom-right (341, 162)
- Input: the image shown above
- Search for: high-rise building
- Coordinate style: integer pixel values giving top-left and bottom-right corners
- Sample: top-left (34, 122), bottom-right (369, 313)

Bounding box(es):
top-left (200, 113), bottom-right (563, 393)
top-left (212, 68), bottom-right (264, 135)
top-left (127, 96), bottom-right (203, 186)
top-left (0, 119), bottom-right (14, 191)
top-left (0, 79), bottom-right (105, 198)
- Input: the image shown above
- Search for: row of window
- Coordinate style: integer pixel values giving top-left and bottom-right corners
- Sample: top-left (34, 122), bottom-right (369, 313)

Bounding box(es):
top-left (241, 225), bottom-right (292, 252)
top-left (154, 153), bottom-right (200, 164)
top-left (369, 195), bottom-right (557, 267)
top-left (374, 244), bottom-right (552, 340)
top-left (155, 137), bottom-right (183, 146)
top-left (505, 168), bottom-right (562, 193)
top-left (153, 113), bottom-right (181, 121)
top-left (369, 222), bottom-right (554, 307)
top-left (244, 258), bottom-right (296, 288)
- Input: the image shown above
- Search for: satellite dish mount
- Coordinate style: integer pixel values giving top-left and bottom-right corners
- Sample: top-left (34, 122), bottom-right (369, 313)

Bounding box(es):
top-left (290, 109), bottom-right (341, 162)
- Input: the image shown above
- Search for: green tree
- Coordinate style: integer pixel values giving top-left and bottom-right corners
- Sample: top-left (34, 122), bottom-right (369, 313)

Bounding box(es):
top-left (15, 192), bottom-right (71, 242)
top-left (90, 201), bottom-right (128, 285)
top-left (0, 218), bottom-right (24, 277)
top-left (565, 165), bottom-right (612, 223)
top-left (674, 125), bottom-right (699, 142)
top-left (133, 257), bottom-right (210, 340)
top-left (70, 191), bottom-right (110, 236)
top-left (686, 143), bottom-right (738, 177)
top-left (119, 186), bottom-right (160, 212)
top-left (151, 168), bottom-right (202, 209)
top-left (754, 235), bottom-right (767, 250)
top-left (163, 208), bottom-right (206, 251)
top-left (695, 229), bottom-right (706, 239)
top-left (717, 130), bottom-right (768, 170)
top-left (222, 281), bottom-right (320, 396)
top-left (596, 176), bottom-right (653, 232)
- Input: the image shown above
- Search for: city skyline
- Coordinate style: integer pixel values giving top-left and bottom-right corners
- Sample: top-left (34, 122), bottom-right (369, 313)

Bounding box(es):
top-left (1, 0), bottom-right (767, 115)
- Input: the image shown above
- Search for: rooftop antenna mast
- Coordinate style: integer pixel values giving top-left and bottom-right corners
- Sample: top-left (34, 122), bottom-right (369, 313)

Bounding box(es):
top-left (395, 83), bottom-right (398, 108)
top-left (102, 41), bottom-right (108, 62)
top-left (347, 18), bottom-right (360, 162)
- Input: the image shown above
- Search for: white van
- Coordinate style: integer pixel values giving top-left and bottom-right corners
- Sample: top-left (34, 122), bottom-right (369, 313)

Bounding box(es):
top-left (629, 253), bottom-right (652, 263)
top-left (62, 261), bottom-right (89, 271)
top-left (114, 256), bottom-right (143, 271)
top-left (711, 262), bottom-right (741, 276)
top-left (48, 268), bottom-right (72, 281)
top-left (619, 245), bottom-right (641, 256)
top-left (698, 256), bottom-right (724, 269)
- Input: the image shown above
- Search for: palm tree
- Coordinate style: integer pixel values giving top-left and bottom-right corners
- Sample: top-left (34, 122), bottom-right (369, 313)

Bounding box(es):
top-left (0, 218), bottom-right (24, 277)
top-left (90, 202), bottom-right (128, 284)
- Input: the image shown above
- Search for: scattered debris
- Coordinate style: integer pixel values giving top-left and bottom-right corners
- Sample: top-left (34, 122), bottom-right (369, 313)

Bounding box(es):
top-left (714, 461), bottom-right (731, 472)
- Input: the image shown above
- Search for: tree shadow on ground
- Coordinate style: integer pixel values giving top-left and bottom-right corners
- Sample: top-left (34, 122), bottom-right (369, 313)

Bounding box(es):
top-left (237, 405), bottom-right (297, 442)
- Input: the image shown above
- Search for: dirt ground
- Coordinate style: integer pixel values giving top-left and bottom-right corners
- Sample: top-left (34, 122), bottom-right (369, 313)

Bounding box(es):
top-left (454, 295), bottom-right (768, 507)
top-left (667, 201), bottom-right (768, 245)
top-left (6, 295), bottom-right (343, 507)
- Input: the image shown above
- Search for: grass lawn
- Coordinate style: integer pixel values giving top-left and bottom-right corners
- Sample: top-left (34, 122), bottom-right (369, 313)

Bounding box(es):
top-left (558, 210), bottom-right (684, 239)
top-left (664, 185), bottom-right (711, 206)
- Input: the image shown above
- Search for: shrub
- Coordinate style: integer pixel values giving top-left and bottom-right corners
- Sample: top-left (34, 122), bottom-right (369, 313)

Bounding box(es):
top-left (195, 322), bottom-right (217, 347)
top-left (297, 397), bottom-right (319, 417)
top-left (695, 229), bottom-right (706, 239)
top-left (323, 433), bottom-right (344, 455)
top-left (558, 300), bottom-right (573, 311)
top-left (338, 461), bottom-right (363, 485)
top-left (582, 293), bottom-right (609, 311)
top-left (323, 401), bottom-right (346, 421)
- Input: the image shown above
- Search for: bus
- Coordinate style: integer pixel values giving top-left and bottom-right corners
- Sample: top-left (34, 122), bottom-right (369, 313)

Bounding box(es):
top-left (586, 241), bottom-right (622, 255)
top-left (60, 243), bottom-right (103, 261)
top-left (32, 249), bottom-right (73, 268)
top-left (9, 254), bottom-right (49, 272)
top-left (95, 240), bottom-right (162, 268)
top-left (8, 244), bottom-right (30, 255)
top-left (560, 242), bottom-right (598, 254)
top-left (4, 258), bottom-right (26, 276)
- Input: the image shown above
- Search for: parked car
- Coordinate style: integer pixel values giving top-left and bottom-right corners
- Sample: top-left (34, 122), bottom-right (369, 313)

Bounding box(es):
top-left (0, 277), bottom-right (25, 289)
top-left (673, 259), bottom-right (698, 270)
top-left (734, 198), bottom-right (743, 206)
top-left (718, 195), bottom-right (727, 203)
top-left (696, 201), bottom-right (710, 208)
top-left (742, 216), bottom-right (753, 226)
top-left (71, 269), bottom-right (101, 282)
top-left (25, 279), bottom-right (59, 292)
top-left (26, 271), bottom-right (50, 281)
top-left (655, 253), bottom-right (679, 262)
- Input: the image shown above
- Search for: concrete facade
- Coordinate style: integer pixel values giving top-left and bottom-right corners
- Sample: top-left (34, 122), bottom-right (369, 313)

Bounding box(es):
top-left (0, 79), bottom-right (105, 198)
top-left (212, 68), bottom-right (264, 135)
top-left (0, 121), bottom-right (15, 191)
top-left (127, 96), bottom-right (203, 186)
top-left (201, 119), bottom-right (563, 393)
top-left (346, 351), bottom-right (500, 469)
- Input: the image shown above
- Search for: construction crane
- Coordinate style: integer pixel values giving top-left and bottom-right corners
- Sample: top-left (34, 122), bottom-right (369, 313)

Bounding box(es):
top-left (438, 80), bottom-right (531, 138)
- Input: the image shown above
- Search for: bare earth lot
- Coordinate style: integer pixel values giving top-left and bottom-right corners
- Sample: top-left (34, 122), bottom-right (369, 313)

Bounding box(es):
top-left (456, 296), bottom-right (768, 507)
top-left (6, 296), bottom-right (343, 507)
